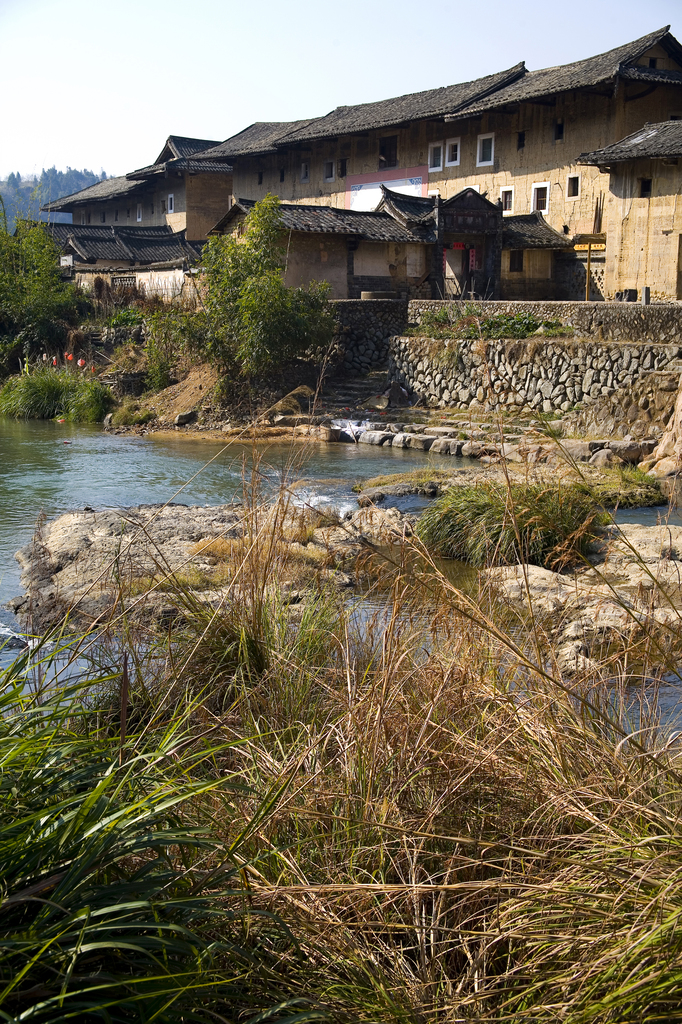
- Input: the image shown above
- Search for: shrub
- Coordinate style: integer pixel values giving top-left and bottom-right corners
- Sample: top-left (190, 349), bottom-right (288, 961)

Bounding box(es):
top-left (416, 304), bottom-right (572, 340)
top-left (107, 307), bottom-right (144, 327)
top-left (110, 396), bottom-right (155, 426)
top-left (417, 481), bottom-right (606, 568)
top-left (0, 366), bottom-right (112, 421)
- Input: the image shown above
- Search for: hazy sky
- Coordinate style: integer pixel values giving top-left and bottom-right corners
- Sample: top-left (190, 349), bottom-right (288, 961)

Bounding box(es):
top-left (1, 0), bottom-right (680, 179)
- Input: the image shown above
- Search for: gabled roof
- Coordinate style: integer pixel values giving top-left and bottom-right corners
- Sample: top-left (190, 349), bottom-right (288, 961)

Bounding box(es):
top-left (50, 225), bottom-right (202, 265)
top-left (41, 175), bottom-right (144, 212)
top-left (209, 197), bottom-right (436, 243)
top-left (375, 188), bottom-right (437, 226)
top-left (449, 27), bottom-right (682, 118)
top-left (270, 64), bottom-right (526, 146)
top-left (501, 213), bottom-right (574, 249)
top-left (578, 119), bottom-right (682, 163)
top-left (154, 135), bottom-right (221, 162)
top-left (197, 121), bottom-right (319, 160)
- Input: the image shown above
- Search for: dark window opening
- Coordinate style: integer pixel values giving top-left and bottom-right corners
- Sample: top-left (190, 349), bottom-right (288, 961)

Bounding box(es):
top-left (648, 57), bottom-right (658, 68)
top-left (323, 160), bottom-right (334, 181)
top-left (379, 135), bottom-right (398, 168)
top-left (640, 178), bottom-right (652, 198)
top-left (150, 202), bottom-right (154, 215)
top-left (126, 208), bottom-right (130, 220)
top-left (257, 171), bottom-right (263, 185)
top-left (563, 224), bottom-right (570, 234)
top-left (100, 211), bottom-right (106, 223)
top-left (279, 168), bottom-right (285, 182)
top-left (87, 213), bottom-right (91, 224)
top-left (554, 120), bottom-right (564, 142)
top-left (533, 186), bottom-right (548, 212)
top-left (509, 250), bottom-right (524, 273)
top-left (567, 175), bottom-right (579, 197)
top-left (339, 158), bottom-right (348, 178)
top-left (114, 209), bottom-right (118, 222)
top-left (517, 130), bottom-right (525, 150)
top-left (501, 190), bottom-right (513, 211)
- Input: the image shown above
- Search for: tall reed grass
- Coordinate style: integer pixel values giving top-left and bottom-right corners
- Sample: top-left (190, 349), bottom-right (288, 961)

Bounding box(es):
top-left (0, 366), bottom-right (111, 421)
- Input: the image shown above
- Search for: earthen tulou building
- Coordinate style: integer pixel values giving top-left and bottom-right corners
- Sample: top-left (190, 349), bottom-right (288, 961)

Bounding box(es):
top-left (42, 26), bottom-right (682, 302)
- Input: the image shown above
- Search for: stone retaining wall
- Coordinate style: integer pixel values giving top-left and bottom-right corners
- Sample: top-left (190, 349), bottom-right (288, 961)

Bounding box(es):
top-left (407, 300), bottom-right (682, 345)
top-left (388, 335), bottom-right (682, 414)
top-left (330, 299), bottom-right (407, 375)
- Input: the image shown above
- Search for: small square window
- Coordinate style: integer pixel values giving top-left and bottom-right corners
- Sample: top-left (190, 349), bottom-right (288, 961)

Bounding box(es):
top-left (509, 250), bottom-right (524, 273)
top-left (532, 182), bottom-right (549, 213)
top-left (379, 135), bottom-right (398, 169)
top-left (428, 142), bottom-right (443, 171)
top-left (339, 158), bottom-right (348, 178)
top-left (567, 175), bottom-right (580, 198)
top-left (323, 160), bottom-right (335, 182)
top-left (517, 130), bottom-right (526, 150)
top-left (500, 188), bottom-right (513, 213)
top-left (100, 211), bottom-right (106, 223)
top-left (279, 168), bottom-right (285, 182)
top-left (648, 57), bottom-right (658, 68)
top-left (167, 194), bottom-right (174, 213)
top-left (640, 178), bottom-right (652, 198)
top-left (136, 204), bottom-right (142, 222)
top-left (445, 137), bottom-right (460, 167)
top-left (477, 133), bottom-right (494, 166)
top-left (300, 161), bottom-right (310, 183)
top-left (554, 120), bottom-right (564, 142)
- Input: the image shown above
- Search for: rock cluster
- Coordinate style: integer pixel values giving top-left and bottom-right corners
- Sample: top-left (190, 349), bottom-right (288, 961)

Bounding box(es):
top-left (332, 300), bottom-right (408, 376)
top-left (389, 336), bottom-right (681, 413)
top-left (562, 370), bottom-right (679, 440)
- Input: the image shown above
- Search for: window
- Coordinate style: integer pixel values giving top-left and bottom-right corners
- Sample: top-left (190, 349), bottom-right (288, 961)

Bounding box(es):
top-left (648, 57), bottom-right (658, 68)
top-left (279, 167), bottom-right (285, 182)
top-left (500, 187), bottom-right (513, 213)
top-left (300, 161), bottom-right (309, 183)
top-left (509, 250), bottom-right (524, 273)
top-left (379, 135), bottom-right (398, 168)
top-left (532, 181), bottom-right (550, 213)
top-left (87, 212), bottom-right (91, 224)
top-left (476, 133), bottom-right (494, 166)
top-left (257, 171), bottom-right (263, 185)
top-left (136, 203), bottom-right (142, 222)
top-left (167, 194), bottom-right (174, 213)
top-left (567, 175), bottom-right (580, 198)
top-left (161, 199), bottom-right (166, 213)
top-left (126, 208), bottom-right (130, 221)
top-left (100, 211), bottom-right (106, 223)
top-left (670, 113), bottom-right (682, 121)
top-left (445, 137), bottom-right (460, 167)
top-left (640, 178), bottom-right (652, 198)
top-left (150, 202), bottom-right (154, 215)
top-left (554, 120), bottom-right (564, 142)
top-left (517, 130), bottom-right (526, 150)
top-left (80, 212), bottom-right (85, 225)
top-left (323, 160), bottom-right (335, 183)
top-left (114, 209), bottom-right (118, 222)
top-left (428, 142), bottom-right (443, 172)
top-left (338, 158), bottom-right (348, 178)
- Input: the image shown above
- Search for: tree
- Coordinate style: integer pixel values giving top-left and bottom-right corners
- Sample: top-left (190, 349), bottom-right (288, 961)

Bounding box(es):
top-left (199, 194), bottom-right (335, 375)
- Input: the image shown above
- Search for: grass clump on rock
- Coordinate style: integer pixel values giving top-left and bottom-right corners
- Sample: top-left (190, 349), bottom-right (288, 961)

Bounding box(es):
top-left (0, 367), bottom-right (112, 422)
top-left (417, 481), bottom-right (606, 569)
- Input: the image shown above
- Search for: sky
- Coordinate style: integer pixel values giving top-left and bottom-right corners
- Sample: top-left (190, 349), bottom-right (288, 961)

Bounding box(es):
top-left (1, 0), bottom-right (680, 180)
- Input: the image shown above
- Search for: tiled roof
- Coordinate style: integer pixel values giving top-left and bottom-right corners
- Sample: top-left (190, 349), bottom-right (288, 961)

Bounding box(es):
top-left (126, 158), bottom-right (232, 180)
top-left (51, 225), bottom-right (201, 265)
top-left (619, 65), bottom-right (682, 84)
top-left (41, 175), bottom-right (144, 212)
top-left (375, 188), bottom-right (437, 225)
top-left (449, 27), bottom-right (680, 117)
top-left (272, 64), bottom-right (526, 145)
top-left (578, 119), bottom-right (682, 162)
top-left (502, 213), bottom-right (574, 249)
top-left (197, 121), bottom-right (319, 159)
top-left (210, 198), bottom-right (436, 243)
top-left (160, 135), bottom-right (221, 160)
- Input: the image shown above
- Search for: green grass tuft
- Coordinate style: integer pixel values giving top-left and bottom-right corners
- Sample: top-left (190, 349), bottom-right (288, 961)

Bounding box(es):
top-left (0, 367), bottom-right (112, 422)
top-left (417, 481), bottom-right (606, 568)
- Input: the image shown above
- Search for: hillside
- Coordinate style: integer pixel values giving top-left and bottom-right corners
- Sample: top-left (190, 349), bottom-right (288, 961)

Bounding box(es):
top-left (0, 167), bottom-right (109, 230)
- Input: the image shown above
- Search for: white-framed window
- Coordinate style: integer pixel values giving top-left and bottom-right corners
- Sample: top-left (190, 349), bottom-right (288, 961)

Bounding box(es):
top-left (476, 133), bottom-right (495, 167)
top-left (532, 181), bottom-right (550, 213)
top-left (136, 203), bottom-right (142, 222)
top-left (428, 142), bottom-right (443, 172)
top-left (445, 137), bottom-right (460, 167)
top-left (500, 186), bottom-right (514, 214)
top-left (167, 193), bottom-right (174, 214)
top-left (323, 160), bottom-right (335, 183)
top-left (566, 175), bottom-right (580, 199)
top-left (300, 161), bottom-right (310, 183)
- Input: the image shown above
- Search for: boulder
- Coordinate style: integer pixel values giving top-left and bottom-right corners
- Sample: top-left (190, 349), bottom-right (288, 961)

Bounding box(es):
top-left (358, 430), bottom-right (393, 446)
top-left (608, 440), bottom-right (642, 463)
top-left (388, 381), bottom-right (410, 407)
top-left (174, 410), bottom-right (196, 425)
top-left (429, 438), bottom-right (454, 454)
top-left (366, 395), bottom-right (389, 410)
top-left (589, 448), bottom-right (623, 468)
top-left (390, 432), bottom-right (409, 448)
top-left (406, 434), bottom-right (436, 451)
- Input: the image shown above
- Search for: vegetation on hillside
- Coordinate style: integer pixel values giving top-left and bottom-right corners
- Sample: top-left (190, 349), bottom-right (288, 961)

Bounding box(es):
top-left (0, 166), bottom-right (107, 231)
top-left (409, 303), bottom-right (574, 340)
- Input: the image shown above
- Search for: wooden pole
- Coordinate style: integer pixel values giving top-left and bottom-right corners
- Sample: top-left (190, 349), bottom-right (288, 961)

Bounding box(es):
top-left (585, 242), bottom-right (592, 302)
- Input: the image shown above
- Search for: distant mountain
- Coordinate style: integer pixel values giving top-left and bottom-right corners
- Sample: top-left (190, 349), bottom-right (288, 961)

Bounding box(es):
top-left (0, 167), bottom-right (109, 231)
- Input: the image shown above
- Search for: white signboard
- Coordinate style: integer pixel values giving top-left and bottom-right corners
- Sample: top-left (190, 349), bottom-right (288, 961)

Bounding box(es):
top-left (349, 176), bottom-right (424, 211)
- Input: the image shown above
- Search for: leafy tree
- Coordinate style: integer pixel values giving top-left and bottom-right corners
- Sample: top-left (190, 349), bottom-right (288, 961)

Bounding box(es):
top-left (200, 194), bottom-right (335, 374)
top-left (0, 222), bottom-right (79, 374)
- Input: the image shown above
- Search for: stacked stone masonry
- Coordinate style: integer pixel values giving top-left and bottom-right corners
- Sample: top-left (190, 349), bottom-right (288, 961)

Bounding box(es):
top-left (388, 335), bottom-right (682, 414)
top-left (330, 299), bottom-right (408, 375)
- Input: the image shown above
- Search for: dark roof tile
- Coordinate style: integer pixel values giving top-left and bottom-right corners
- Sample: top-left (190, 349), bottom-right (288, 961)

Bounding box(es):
top-left (198, 121), bottom-right (319, 159)
top-left (50, 225), bottom-right (201, 264)
top-left (41, 175), bottom-right (144, 212)
top-left (502, 213), bottom-right (574, 249)
top-left (579, 119), bottom-right (682, 162)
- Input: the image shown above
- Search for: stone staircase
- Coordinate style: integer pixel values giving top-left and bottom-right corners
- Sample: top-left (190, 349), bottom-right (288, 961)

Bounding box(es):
top-left (317, 370), bottom-right (392, 419)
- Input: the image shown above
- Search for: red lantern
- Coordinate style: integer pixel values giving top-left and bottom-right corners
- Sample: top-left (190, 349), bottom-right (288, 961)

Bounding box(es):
top-left (52, 357), bottom-right (57, 366)
top-left (77, 358), bottom-right (86, 368)
top-left (67, 353), bottom-right (73, 361)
